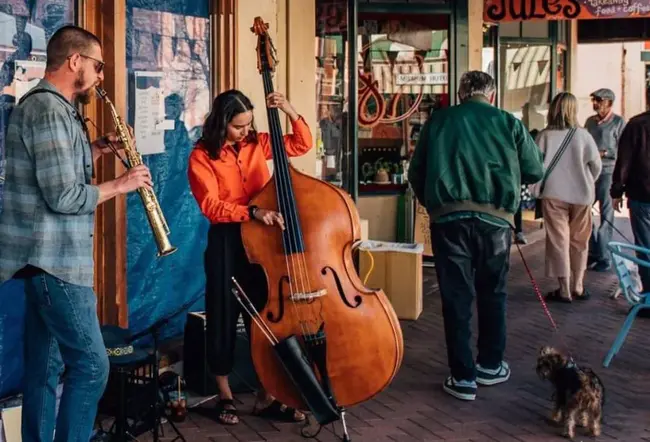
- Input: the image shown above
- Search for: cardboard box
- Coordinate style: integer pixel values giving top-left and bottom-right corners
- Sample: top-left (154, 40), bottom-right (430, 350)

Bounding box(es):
top-left (358, 241), bottom-right (423, 320)
top-left (414, 201), bottom-right (433, 257)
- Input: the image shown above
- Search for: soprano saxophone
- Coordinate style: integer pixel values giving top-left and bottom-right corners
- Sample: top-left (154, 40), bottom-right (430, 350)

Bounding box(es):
top-left (95, 86), bottom-right (178, 258)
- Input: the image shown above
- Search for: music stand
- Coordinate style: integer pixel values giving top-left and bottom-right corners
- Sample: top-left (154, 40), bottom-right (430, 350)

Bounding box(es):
top-left (97, 293), bottom-right (202, 442)
top-left (129, 293), bottom-right (203, 442)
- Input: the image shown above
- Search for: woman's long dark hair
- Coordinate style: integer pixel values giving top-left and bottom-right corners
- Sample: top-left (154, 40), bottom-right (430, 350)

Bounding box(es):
top-left (199, 89), bottom-right (257, 160)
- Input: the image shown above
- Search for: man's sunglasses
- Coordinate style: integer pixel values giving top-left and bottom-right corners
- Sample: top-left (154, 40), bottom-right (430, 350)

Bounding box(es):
top-left (68, 53), bottom-right (105, 73)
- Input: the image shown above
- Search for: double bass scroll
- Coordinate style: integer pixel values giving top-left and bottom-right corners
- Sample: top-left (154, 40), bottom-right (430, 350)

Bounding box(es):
top-left (241, 15), bottom-right (404, 423)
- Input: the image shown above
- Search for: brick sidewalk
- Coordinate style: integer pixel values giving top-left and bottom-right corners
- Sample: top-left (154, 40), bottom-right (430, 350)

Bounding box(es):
top-left (148, 217), bottom-right (650, 441)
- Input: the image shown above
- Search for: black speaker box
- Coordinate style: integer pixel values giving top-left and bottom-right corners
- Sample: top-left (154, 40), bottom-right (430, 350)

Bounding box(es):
top-left (183, 311), bottom-right (259, 396)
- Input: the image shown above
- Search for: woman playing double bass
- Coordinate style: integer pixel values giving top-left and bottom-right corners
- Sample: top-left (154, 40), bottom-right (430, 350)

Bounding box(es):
top-left (188, 89), bottom-right (312, 425)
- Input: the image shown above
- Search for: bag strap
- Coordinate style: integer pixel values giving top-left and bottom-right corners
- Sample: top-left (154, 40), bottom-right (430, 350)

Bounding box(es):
top-left (539, 128), bottom-right (576, 196)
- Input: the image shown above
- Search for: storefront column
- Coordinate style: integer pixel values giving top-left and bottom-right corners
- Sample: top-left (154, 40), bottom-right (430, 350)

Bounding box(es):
top-left (237, 0), bottom-right (318, 177)
top-left (84, 0), bottom-right (128, 327)
top-left (450, 0), bottom-right (469, 103)
top-left (468, 0), bottom-right (484, 72)
top-left (287, 0), bottom-right (318, 176)
top-left (568, 19), bottom-right (579, 93)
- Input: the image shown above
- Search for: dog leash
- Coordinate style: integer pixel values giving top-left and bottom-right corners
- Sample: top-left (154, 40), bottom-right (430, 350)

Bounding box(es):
top-left (514, 240), bottom-right (575, 363)
top-left (591, 205), bottom-right (633, 244)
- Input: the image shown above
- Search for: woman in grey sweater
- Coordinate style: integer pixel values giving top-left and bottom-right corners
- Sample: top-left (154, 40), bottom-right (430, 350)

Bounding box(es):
top-left (534, 92), bottom-right (602, 302)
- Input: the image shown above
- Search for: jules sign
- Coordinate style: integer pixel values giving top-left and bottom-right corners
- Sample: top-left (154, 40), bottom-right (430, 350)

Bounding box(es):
top-left (484, 0), bottom-right (650, 21)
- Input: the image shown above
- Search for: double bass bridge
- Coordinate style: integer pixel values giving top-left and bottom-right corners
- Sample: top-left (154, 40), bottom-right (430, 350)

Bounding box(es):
top-left (289, 289), bottom-right (327, 302)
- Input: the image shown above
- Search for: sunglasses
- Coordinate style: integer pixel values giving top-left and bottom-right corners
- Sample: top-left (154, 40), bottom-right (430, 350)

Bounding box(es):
top-left (68, 53), bottom-right (105, 74)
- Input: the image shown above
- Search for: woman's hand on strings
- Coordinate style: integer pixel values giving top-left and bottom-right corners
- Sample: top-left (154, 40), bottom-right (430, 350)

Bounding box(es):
top-left (254, 208), bottom-right (285, 230)
top-left (266, 92), bottom-right (298, 121)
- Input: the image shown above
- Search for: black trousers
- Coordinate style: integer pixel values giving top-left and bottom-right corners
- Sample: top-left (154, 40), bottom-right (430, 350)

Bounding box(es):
top-left (431, 218), bottom-right (511, 382)
top-left (204, 223), bottom-right (267, 376)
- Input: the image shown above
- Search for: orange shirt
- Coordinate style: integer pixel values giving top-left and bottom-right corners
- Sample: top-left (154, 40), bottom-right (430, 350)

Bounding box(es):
top-left (188, 116), bottom-right (312, 224)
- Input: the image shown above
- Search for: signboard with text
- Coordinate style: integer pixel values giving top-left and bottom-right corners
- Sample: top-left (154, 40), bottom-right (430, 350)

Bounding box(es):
top-left (484, 0), bottom-right (650, 22)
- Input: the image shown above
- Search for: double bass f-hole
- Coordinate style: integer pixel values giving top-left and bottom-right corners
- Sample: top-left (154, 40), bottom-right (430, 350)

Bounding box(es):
top-left (321, 266), bottom-right (362, 309)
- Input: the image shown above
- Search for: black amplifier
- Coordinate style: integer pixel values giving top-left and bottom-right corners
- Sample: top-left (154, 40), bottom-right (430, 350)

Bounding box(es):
top-left (183, 311), bottom-right (259, 396)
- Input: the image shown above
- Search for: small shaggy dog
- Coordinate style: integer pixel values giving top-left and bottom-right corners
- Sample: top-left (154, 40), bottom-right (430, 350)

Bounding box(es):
top-left (536, 346), bottom-right (605, 439)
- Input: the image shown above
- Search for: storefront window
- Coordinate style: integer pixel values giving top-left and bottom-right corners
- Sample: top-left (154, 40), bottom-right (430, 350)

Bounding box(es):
top-left (357, 13), bottom-right (449, 194)
top-left (125, 0), bottom-right (211, 336)
top-left (501, 42), bottom-right (551, 132)
top-left (0, 0), bottom-right (75, 212)
top-left (315, 0), bottom-right (351, 192)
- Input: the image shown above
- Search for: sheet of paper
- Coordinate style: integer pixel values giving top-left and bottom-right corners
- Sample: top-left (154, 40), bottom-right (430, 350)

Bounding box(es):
top-left (14, 60), bottom-right (46, 103)
top-left (134, 71), bottom-right (165, 155)
top-left (1, 406), bottom-right (22, 442)
top-left (156, 120), bottom-right (175, 131)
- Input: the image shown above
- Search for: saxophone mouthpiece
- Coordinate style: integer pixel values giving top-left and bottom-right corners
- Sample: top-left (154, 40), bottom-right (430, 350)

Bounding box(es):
top-left (95, 86), bottom-right (107, 99)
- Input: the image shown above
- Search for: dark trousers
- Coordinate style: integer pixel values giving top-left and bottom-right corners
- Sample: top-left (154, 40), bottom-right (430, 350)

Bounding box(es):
top-left (431, 218), bottom-right (512, 382)
top-left (629, 199), bottom-right (650, 292)
top-left (589, 172), bottom-right (614, 262)
top-left (204, 223), bottom-right (267, 376)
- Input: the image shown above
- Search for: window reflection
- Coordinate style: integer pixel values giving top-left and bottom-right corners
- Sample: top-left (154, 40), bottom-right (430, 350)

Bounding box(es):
top-left (125, 1), bottom-right (211, 336)
top-left (0, 0), bottom-right (75, 212)
top-left (357, 14), bottom-right (449, 194)
top-left (315, 0), bottom-right (350, 192)
top-left (501, 44), bottom-right (551, 132)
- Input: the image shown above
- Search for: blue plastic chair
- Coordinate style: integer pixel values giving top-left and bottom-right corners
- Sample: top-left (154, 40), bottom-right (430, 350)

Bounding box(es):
top-left (603, 241), bottom-right (650, 367)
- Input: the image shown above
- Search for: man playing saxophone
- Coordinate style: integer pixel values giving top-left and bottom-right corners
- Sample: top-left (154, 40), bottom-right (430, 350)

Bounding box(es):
top-left (0, 25), bottom-right (151, 442)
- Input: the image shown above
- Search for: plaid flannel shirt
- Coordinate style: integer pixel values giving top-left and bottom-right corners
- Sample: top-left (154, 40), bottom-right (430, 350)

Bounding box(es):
top-left (0, 80), bottom-right (99, 287)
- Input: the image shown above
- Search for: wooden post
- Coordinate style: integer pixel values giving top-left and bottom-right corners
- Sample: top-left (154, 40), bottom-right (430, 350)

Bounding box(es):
top-left (84, 0), bottom-right (128, 328)
top-left (215, 0), bottom-right (238, 92)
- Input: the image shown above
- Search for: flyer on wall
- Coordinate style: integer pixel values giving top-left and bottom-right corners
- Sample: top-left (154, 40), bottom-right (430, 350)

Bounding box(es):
top-left (14, 60), bottom-right (46, 102)
top-left (133, 70), bottom-right (172, 156)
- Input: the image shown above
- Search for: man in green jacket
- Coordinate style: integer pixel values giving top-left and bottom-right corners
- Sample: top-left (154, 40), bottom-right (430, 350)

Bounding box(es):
top-left (408, 71), bottom-right (544, 401)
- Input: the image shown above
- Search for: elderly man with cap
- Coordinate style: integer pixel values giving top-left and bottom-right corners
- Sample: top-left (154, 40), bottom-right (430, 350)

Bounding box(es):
top-left (584, 88), bottom-right (626, 272)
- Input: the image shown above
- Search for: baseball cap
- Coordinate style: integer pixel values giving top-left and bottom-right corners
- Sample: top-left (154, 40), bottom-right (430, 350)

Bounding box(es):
top-left (590, 88), bottom-right (615, 101)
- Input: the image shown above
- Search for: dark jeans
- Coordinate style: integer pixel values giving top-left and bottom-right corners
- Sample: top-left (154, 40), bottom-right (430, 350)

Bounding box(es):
top-left (629, 199), bottom-right (650, 292)
top-left (431, 218), bottom-right (512, 382)
top-left (22, 273), bottom-right (109, 442)
top-left (589, 172), bottom-right (614, 263)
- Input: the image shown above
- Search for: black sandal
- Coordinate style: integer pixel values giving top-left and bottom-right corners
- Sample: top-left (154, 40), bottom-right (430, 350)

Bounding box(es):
top-left (544, 289), bottom-right (572, 303)
top-left (216, 398), bottom-right (239, 425)
top-left (253, 399), bottom-right (306, 422)
top-left (573, 289), bottom-right (590, 301)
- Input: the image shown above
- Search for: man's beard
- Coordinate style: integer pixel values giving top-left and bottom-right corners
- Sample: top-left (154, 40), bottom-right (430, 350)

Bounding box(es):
top-left (74, 71), bottom-right (94, 105)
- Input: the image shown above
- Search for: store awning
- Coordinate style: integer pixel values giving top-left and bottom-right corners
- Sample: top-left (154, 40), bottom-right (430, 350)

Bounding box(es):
top-left (484, 0), bottom-right (650, 22)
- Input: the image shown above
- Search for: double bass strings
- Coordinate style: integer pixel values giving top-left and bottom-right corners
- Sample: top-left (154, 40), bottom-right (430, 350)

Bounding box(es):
top-left (260, 70), bottom-right (310, 337)
top-left (261, 68), bottom-right (320, 340)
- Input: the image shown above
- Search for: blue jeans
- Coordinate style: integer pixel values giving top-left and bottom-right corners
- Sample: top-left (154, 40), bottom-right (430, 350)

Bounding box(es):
top-left (589, 172), bottom-right (614, 263)
top-left (629, 199), bottom-right (650, 292)
top-left (22, 273), bottom-right (109, 442)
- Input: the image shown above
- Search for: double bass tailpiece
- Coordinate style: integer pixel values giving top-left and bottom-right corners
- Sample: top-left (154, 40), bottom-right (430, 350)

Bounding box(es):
top-left (231, 278), bottom-right (351, 441)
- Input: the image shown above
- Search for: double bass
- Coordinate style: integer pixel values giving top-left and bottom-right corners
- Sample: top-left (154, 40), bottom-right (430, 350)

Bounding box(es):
top-left (239, 17), bottom-right (404, 433)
